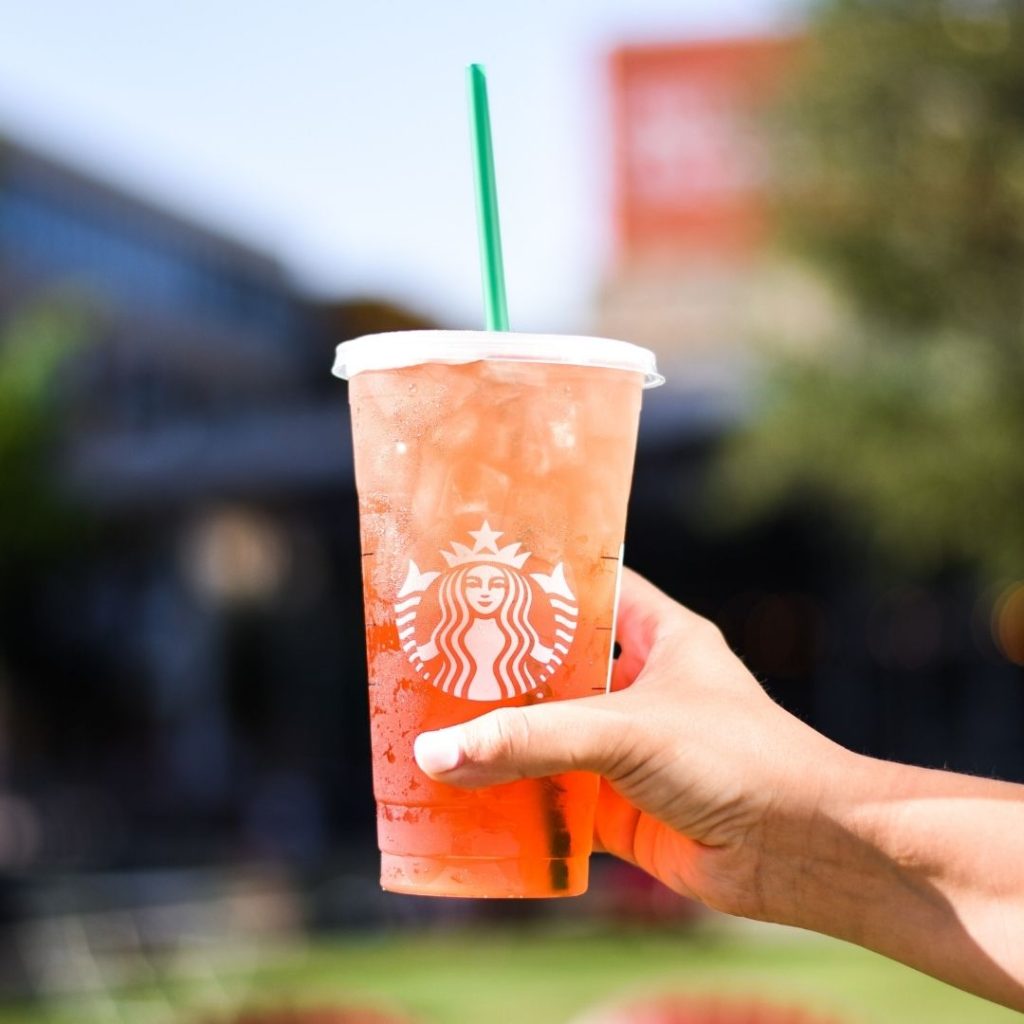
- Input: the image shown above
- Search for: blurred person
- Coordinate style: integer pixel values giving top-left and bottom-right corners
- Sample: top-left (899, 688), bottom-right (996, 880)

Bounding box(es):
top-left (414, 569), bottom-right (1024, 1012)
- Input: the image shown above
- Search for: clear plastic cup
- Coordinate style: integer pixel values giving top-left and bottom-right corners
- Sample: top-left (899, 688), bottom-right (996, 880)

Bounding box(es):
top-left (334, 330), bottom-right (662, 897)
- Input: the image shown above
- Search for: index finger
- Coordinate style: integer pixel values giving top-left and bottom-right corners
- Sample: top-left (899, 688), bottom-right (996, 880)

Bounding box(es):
top-left (616, 566), bottom-right (692, 644)
top-left (613, 568), bottom-right (676, 681)
top-left (613, 568), bottom-right (713, 685)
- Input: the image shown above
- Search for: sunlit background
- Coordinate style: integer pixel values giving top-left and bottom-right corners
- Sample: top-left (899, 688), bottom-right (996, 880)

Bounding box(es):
top-left (1, 1), bottom-right (1023, 1022)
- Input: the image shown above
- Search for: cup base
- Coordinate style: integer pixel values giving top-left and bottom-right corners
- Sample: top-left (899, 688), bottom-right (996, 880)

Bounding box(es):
top-left (380, 852), bottom-right (589, 899)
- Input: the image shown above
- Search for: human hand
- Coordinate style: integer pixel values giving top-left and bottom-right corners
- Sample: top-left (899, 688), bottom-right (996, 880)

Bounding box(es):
top-left (413, 568), bottom-right (851, 920)
top-left (413, 568), bottom-right (1024, 1009)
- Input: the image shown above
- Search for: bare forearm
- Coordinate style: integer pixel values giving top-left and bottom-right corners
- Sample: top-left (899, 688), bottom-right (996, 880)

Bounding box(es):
top-left (758, 751), bottom-right (1024, 1010)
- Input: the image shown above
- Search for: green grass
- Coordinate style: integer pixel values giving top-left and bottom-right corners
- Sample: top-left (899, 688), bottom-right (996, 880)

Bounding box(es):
top-left (1, 923), bottom-right (1018, 1024)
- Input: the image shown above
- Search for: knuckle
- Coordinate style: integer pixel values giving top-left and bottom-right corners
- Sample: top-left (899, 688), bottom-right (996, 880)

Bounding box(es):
top-left (701, 617), bottom-right (726, 646)
top-left (685, 614), bottom-right (724, 649)
top-left (476, 708), bottom-right (529, 766)
top-left (586, 700), bottom-right (639, 775)
top-left (602, 716), bottom-right (648, 782)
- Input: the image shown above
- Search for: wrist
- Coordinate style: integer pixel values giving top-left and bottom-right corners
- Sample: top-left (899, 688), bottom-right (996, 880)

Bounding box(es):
top-left (749, 744), bottom-right (895, 935)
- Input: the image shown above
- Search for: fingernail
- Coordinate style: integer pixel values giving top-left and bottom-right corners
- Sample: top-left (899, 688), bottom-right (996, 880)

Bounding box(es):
top-left (414, 730), bottom-right (463, 775)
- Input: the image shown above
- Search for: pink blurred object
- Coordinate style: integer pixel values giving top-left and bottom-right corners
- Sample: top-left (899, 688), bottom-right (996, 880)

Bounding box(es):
top-left (571, 994), bottom-right (846, 1024)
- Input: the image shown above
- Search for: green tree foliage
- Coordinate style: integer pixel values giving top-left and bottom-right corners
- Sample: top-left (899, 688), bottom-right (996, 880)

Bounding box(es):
top-left (0, 302), bottom-right (85, 560)
top-left (718, 0), bottom-right (1024, 577)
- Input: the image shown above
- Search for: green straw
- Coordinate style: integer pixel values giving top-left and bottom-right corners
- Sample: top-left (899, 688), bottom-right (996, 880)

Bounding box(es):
top-left (467, 64), bottom-right (510, 332)
top-left (468, 66), bottom-right (573, 893)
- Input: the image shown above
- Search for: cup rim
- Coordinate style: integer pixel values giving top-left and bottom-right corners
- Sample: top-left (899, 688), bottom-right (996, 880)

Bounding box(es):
top-left (332, 329), bottom-right (665, 389)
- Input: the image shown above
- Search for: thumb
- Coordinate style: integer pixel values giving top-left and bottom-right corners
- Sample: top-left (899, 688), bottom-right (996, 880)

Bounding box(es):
top-left (413, 696), bottom-right (630, 788)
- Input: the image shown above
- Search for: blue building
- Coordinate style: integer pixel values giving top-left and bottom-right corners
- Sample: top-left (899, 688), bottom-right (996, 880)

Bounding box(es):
top-left (0, 137), bottom-right (371, 875)
top-left (0, 138), bottom-right (349, 500)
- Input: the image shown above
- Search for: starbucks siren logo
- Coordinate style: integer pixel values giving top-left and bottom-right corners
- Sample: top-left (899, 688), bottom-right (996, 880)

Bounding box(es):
top-left (393, 521), bottom-right (578, 701)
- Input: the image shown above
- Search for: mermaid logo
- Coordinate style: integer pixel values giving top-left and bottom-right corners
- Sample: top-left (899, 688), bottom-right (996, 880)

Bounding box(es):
top-left (393, 521), bottom-right (578, 701)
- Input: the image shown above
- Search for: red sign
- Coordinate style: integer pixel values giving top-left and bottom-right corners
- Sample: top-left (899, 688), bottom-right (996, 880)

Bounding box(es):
top-left (610, 36), bottom-right (797, 262)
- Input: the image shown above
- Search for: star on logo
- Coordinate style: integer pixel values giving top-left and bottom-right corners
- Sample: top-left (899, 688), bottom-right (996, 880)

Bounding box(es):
top-left (468, 520), bottom-right (503, 553)
top-left (440, 521), bottom-right (531, 569)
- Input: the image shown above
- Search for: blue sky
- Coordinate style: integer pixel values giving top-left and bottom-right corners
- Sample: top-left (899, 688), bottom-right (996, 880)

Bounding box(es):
top-left (0, 0), bottom-right (802, 330)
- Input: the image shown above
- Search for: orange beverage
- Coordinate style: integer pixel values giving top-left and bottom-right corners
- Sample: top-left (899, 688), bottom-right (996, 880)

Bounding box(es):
top-left (334, 331), bottom-right (661, 897)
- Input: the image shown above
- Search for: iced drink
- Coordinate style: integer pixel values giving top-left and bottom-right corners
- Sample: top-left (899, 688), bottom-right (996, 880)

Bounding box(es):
top-left (334, 330), bottom-right (661, 897)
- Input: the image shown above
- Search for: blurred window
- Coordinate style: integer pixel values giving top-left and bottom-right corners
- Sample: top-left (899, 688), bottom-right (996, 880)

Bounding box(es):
top-left (0, 180), bottom-right (295, 344)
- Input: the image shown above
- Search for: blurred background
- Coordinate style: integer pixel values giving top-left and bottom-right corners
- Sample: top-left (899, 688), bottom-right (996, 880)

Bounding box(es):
top-left (0, 0), bottom-right (1023, 1021)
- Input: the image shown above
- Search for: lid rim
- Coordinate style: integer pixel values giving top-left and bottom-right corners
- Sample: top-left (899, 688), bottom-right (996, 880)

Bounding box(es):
top-left (332, 330), bottom-right (664, 389)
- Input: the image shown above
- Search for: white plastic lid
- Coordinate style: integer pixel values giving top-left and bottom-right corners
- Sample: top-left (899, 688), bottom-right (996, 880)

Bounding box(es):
top-left (332, 330), bottom-right (664, 388)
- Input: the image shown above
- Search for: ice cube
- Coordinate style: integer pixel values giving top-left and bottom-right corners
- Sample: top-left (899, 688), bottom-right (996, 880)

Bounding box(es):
top-left (429, 404), bottom-right (480, 453)
top-left (441, 461), bottom-right (513, 519)
top-left (411, 456), bottom-right (451, 527)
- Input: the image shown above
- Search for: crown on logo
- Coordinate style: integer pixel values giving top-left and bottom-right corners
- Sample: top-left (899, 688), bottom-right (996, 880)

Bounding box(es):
top-left (440, 521), bottom-right (531, 569)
